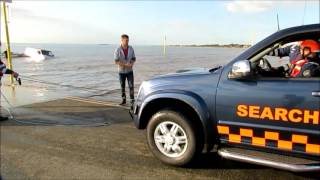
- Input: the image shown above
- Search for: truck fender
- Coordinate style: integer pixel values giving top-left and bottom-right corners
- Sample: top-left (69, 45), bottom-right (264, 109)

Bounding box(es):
top-left (138, 90), bottom-right (215, 147)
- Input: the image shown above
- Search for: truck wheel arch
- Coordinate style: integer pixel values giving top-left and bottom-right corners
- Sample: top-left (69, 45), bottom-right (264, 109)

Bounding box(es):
top-left (138, 92), bottom-right (216, 151)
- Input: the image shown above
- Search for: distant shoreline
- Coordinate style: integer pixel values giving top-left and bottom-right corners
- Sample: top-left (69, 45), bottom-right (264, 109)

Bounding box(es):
top-left (4, 43), bottom-right (251, 48)
top-left (170, 44), bottom-right (251, 48)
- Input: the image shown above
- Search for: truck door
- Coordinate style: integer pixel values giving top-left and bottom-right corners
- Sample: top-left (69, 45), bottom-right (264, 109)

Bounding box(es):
top-left (216, 72), bottom-right (320, 157)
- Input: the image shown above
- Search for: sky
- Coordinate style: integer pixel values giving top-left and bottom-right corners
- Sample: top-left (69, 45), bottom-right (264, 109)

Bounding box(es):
top-left (0, 0), bottom-right (319, 45)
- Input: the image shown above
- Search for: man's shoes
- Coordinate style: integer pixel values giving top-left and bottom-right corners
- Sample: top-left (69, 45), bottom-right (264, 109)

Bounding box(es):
top-left (119, 99), bottom-right (126, 105)
top-left (0, 116), bottom-right (9, 121)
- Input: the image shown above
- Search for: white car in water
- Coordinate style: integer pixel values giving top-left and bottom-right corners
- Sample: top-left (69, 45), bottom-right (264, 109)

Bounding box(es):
top-left (24, 48), bottom-right (54, 62)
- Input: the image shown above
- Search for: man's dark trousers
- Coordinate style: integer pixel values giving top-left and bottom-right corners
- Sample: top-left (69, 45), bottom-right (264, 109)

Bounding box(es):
top-left (119, 71), bottom-right (134, 102)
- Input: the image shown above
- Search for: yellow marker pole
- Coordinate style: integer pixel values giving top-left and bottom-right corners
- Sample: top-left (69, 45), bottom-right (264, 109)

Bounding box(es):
top-left (163, 35), bottom-right (166, 56)
top-left (2, 1), bottom-right (14, 85)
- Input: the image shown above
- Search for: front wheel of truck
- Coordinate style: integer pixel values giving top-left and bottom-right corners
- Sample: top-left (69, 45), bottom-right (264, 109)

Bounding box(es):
top-left (146, 110), bottom-right (202, 166)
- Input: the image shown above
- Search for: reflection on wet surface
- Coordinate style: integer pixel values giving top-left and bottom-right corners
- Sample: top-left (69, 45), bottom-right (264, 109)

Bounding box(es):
top-left (1, 96), bottom-right (131, 126)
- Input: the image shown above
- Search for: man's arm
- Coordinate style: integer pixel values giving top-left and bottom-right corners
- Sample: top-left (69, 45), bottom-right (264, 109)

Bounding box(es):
top-left (269, 45), bottom-right (292, 58)
top-left (114, 59), bottom-right (126, 66)
top-left (116, 60), bottom-right (132, 67)
top-left (0, 61), bottom-right (18, 77)
top-left (130, 48), bottom-right (136, 65)
top-left (114, 48), bottom-right (120, 64)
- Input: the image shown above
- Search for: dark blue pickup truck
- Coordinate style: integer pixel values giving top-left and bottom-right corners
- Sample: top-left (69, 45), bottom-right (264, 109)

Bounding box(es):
top-left (132, 24), bottom-right (320, 172)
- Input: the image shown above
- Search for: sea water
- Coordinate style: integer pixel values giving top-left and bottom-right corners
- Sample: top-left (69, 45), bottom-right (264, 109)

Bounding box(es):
top-left (5, 44), bottom-right (245, 101)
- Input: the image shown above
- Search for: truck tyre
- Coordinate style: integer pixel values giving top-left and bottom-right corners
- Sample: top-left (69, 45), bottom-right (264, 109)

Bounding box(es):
top-left (147, 110), bottom-right (201, 166)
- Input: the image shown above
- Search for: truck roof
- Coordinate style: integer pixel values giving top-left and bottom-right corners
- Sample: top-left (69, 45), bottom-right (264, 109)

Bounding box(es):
top-left (233, 24), bottom-right (320, 63)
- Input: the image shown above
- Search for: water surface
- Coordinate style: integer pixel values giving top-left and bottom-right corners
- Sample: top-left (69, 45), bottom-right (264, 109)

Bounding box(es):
top-left (4, 44), bottom-right (246, 102)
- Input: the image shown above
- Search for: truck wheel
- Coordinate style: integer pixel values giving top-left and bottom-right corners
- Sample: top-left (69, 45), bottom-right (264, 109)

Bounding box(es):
top-left (147, 110), bottom-right (201, 166)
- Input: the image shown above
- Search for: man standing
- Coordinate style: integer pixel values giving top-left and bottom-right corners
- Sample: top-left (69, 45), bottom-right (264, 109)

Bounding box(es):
top-left (114, 34), bottom-right (136, 105)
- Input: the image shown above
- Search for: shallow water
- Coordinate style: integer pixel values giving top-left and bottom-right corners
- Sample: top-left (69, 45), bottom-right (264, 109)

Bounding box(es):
top-left (5, 44), bottom-right (245, 100)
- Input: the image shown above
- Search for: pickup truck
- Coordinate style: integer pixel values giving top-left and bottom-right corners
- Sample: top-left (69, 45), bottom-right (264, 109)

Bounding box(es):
top-left (132, 24), bottom-right (320, 172)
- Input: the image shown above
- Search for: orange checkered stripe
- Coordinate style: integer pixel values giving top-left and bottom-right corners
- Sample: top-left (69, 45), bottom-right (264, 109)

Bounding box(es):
top-left (217, 125), bottom-right (320, 155)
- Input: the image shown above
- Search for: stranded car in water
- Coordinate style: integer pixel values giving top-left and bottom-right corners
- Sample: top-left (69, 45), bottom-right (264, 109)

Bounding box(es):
top-left (132, 24), bottom-right (320, 172)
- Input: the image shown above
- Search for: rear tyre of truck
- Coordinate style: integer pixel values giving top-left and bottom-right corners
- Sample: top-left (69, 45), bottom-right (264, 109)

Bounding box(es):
top-left (147, 110), bottom-right (201, 166)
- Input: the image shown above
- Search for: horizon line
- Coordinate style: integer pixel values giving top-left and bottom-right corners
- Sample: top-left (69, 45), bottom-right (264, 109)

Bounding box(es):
top-left (1, 42), bottom-right (252, 46)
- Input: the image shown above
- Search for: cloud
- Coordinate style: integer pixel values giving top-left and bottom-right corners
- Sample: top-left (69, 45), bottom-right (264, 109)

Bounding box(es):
top-left (226, 0), bottom-right (274, 13)
top-left (11, 7), bottom-right (78, 26)
top-left (3, 7), bottom-right (116, 44)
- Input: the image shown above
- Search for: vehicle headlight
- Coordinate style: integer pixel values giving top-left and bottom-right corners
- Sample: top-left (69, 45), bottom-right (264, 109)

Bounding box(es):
top-left (136, 82), bottom-right (145, 102)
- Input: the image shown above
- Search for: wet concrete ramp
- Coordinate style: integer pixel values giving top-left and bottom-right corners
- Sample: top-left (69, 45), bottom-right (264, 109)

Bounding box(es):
top-left (1, 97), bottom-right (317, 179)
top-left (3, 97), bottom-right (132, 126)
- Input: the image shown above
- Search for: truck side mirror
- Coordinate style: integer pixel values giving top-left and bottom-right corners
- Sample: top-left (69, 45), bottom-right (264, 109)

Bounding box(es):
top-left (228, 60), bottom-right (253, 80)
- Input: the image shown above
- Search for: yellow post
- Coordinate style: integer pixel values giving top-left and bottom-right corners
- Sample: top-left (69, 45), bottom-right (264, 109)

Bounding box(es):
top-left (2, 1), bottom-right (14, 85)
top-left (163, 35), bottom-right (166, 56)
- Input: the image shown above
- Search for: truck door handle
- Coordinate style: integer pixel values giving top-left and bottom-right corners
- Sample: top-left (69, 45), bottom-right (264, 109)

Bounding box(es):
top-left (312, 91), bottom-right (320, 97)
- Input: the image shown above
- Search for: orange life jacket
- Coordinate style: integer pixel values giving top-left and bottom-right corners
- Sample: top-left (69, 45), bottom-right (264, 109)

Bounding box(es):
top-left (290, 59), bottom-right (309, 77)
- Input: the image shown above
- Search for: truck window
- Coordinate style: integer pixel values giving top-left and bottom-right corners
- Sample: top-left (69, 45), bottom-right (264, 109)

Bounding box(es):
top-left (252, 41), bottom-right (320, 79)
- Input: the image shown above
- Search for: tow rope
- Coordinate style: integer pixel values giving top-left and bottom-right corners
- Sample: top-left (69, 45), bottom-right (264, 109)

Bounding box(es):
top-left (20, 75), bottom-right (116, 94)
top-left (1, 90), bottom-right (110, 127)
